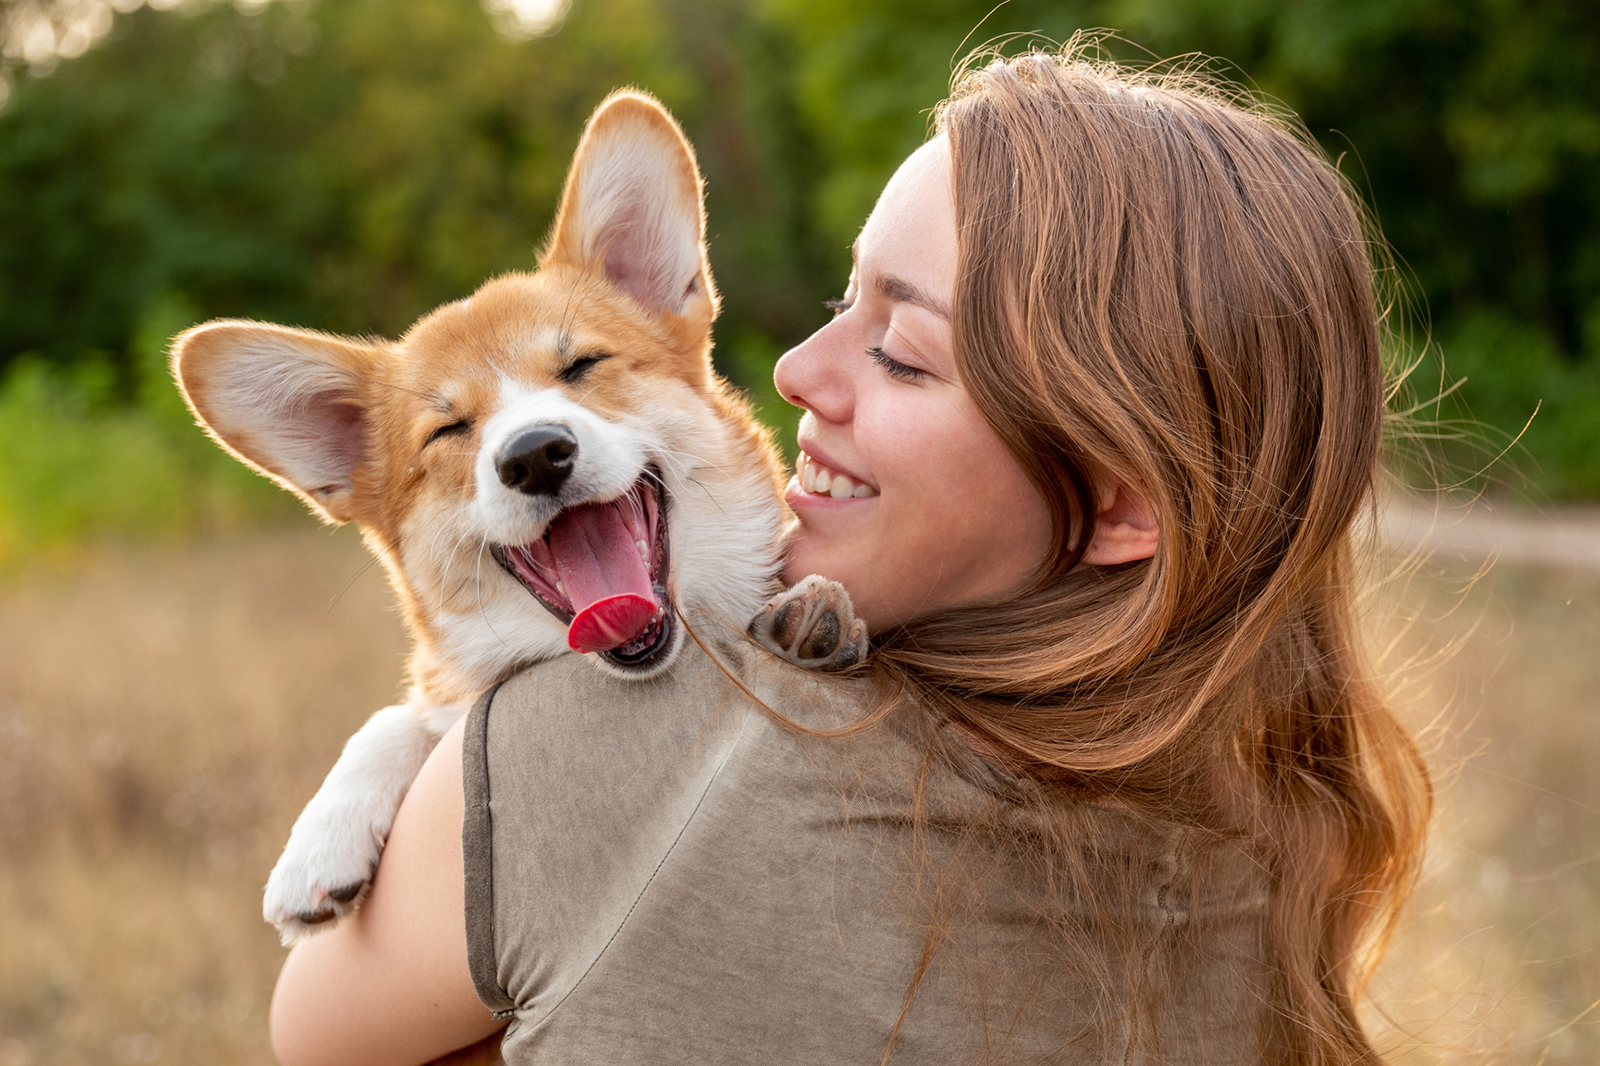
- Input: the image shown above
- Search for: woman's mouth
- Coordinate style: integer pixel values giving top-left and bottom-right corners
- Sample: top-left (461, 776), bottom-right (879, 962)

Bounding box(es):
top-left (796, 451), bottom-right (878, 499)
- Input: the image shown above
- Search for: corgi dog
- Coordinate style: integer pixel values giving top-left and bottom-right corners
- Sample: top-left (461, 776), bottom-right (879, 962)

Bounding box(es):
top-left (172, 90), bottom-right (865, 945)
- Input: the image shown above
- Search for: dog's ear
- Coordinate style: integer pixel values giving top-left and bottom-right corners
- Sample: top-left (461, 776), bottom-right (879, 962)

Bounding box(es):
top-left (543, 89), bottom-right (717, 329)
top-left (171, 321), bottom-right (379, 524)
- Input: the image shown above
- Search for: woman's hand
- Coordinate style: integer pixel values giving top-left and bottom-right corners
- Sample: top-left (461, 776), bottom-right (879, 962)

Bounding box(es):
top-left (269, 716), bottom-right (503, 1066)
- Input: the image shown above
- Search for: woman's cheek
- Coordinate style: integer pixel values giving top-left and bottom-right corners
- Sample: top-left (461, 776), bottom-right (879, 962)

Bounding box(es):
top-left (863, 396), bottom-right (950, 488)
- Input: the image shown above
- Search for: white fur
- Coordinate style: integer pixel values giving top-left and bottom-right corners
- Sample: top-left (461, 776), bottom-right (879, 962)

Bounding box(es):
top-left (418, 370), bottom-right (782, 688)
top-left (262, 701), bottom-right (464, 944)
top-left (470, 378), bottom-right (649, 547)
top-left (571, 126), bottom-right (702, 313)
top-left (267, 363), bottom-right (782, 943)
top-left (634, 396), bottom-right (784, 630)
top-left (202, 333), bottom-right (364, 504)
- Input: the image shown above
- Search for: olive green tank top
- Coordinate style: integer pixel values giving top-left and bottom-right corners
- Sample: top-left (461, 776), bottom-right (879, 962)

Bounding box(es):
top-left (462, 632), bottom-right (1270, 1064)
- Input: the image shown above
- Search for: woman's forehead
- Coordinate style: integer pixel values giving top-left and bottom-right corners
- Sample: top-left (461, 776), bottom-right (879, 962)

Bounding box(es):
top-left (853, 137), bottom-right (956, 300)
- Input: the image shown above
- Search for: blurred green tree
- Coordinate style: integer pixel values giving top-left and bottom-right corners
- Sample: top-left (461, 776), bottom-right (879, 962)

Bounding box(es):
top-left (0, 0), bottom-right (1595, 556)
top-left (754, 0), bottom-right (1600, 491)
top-left (0, 0), bottom-right (699, 365)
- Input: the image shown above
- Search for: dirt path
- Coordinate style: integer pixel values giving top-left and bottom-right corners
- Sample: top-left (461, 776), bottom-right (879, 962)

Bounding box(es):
top-left (1378, 497), bottom-right (1600, 572)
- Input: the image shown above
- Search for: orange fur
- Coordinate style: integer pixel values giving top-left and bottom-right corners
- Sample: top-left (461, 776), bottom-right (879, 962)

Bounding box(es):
top-left (173, 91), bottom-right (785, 708)
top-left (170, 92), bottom-right (791, 944)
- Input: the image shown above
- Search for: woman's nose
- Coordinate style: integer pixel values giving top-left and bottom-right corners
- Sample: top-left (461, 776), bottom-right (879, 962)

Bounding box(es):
top-left (774, 323), bottom-right (853, 426)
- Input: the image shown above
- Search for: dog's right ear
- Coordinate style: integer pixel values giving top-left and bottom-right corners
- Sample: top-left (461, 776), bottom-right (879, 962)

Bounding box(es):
top-left (542, 89), bottom-right (717, 331)
top-left (171, 321), bottom-right (379, 524)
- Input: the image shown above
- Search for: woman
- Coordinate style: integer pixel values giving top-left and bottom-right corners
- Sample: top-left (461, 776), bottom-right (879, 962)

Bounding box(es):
top-left (271, 46), bottom-right (1429, 1066)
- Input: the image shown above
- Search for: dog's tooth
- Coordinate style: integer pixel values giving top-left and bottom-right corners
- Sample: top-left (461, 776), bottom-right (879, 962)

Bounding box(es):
top-left (556, 580), bottom-right (566, 597)
top-left (636, 539), bottom-right (649, 565)
top-left (829, 474), bottom-right (854, 499)
top-left (853, 481), bottom-right (877, 498)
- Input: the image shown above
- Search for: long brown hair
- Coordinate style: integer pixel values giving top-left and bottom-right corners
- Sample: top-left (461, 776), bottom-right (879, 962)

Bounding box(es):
top-left (847, 43), bottom-right (1432, 1066)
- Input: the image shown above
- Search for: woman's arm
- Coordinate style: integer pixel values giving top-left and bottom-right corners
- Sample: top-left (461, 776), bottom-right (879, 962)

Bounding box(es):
top-left (269, 715), bottom-right (504, 1066)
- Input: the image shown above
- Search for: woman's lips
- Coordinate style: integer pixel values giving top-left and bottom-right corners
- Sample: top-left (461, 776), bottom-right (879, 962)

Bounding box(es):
top-left (795, 450), bottom-right (878, 499)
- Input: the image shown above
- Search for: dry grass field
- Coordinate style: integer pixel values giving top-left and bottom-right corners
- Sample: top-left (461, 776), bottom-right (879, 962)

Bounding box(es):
top-left (0, 527), bottom-right (406, 1066)
top-left (1362, 552), bottom-right (1600, 1064)
top-left (0, 522), bottom-right (1595, 1064)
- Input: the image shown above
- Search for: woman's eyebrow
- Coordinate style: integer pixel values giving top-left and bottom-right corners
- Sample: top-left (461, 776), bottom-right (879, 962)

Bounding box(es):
top-left (847, 241), bottom-right (952, 320)
top-left (873, 273), bottom-right (951, 320)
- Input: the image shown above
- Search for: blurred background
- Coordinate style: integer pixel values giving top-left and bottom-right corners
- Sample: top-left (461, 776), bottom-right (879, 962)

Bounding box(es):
top-left (0, 0), bottom-right (1595, 1063)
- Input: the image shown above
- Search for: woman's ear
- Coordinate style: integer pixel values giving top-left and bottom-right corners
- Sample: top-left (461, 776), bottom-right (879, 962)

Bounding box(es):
top-left (1080, 478), bottom-right (1159, 566)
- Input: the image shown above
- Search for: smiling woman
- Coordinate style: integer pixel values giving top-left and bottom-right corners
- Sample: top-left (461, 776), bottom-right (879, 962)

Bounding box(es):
top-left (269, 45), bottom-right (1428, 1066)
top-left (775, 136), bottom-right (1158, 630)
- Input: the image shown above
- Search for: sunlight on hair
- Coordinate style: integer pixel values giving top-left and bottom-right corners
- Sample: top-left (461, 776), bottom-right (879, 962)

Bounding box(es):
top-left (481, 0), bottom-right (570, 40)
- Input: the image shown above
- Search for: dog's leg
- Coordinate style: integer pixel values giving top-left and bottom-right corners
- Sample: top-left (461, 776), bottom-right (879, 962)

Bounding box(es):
top-left (263, 701), bottom-right (465, 945)
top-left (747, 574), bottom-right (869, 670)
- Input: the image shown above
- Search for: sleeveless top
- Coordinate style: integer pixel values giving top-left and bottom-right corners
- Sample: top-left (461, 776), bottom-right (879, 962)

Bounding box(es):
top-left (462, 633), bottom-right (1271, 1065)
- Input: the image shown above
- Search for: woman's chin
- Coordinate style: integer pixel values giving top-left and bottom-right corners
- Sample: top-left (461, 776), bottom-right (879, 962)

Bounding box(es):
top-left (779, 543), bottom-right (835, 590)
top-left (780, 479), bottom-right (899, 624)
top-left (780, 536), bottom-right (857, 599)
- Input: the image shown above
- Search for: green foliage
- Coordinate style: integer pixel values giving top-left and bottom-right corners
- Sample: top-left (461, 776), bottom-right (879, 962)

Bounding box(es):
top-left (0, 0), bottom-right (702, 360)
top-left (0, 0), bottom-right (841, 561)
top-left (0, 294), bottom-right (287, 566)
top-left (0, 0), bottom-right (1596, 564)
top-left (755, 0), bottom-right (1600, 494)
top-left (1410, 311), bottom-right (1600, 498)
top-left (720, 329), bottom-right (800, 464)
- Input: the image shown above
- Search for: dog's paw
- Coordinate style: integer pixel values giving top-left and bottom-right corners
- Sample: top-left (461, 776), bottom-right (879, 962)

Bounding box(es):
top-left (262, 809), bottom-right (384, 946)
top-left (260, 703), bottom-right (455, 946)
top-left (748, 574), bottom-right (868, 671)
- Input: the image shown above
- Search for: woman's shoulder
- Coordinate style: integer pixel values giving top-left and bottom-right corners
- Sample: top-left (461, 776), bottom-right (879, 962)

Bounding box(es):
top-left (483, 626), bottom-right (873, 734)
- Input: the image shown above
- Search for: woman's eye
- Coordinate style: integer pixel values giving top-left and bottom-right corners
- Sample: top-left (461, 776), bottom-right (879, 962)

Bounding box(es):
top-left (823, 298), bottom-right (851, 318)
top-left (425, 420), bottom-right (472, 447)
top-left (868, 346), bottom-right (924, 382)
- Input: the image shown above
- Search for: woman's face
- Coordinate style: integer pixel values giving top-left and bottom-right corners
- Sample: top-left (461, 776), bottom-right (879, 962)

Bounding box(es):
top-left (774, 137), bottom-right (1054, 629)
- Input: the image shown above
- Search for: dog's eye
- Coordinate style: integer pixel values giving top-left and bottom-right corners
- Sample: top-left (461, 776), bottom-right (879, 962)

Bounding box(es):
top-left (425, 420), bottom-right (472, 447)
top-left (558, 353), bottom-right (611, 385)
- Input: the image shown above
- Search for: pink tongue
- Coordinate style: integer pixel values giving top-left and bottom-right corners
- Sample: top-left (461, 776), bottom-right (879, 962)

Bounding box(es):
top-left (548, 500), bottom-right (658, 653)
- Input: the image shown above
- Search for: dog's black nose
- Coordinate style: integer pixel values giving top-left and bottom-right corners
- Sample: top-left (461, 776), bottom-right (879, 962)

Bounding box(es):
top-left (497, 425), bottom-right (578, 497)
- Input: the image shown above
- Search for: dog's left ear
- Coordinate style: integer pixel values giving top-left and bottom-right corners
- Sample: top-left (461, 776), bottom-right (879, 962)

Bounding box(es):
top-left (171, 321), bottom-right (380, 524)
top-left (543, 90), bottom-right (717, 331)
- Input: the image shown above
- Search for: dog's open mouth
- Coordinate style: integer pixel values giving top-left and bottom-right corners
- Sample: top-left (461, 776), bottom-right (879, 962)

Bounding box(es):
top-left (491, 472), bottom-right (674, 670)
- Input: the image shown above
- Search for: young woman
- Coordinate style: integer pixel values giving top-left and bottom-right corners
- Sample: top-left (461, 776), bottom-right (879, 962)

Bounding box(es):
top-left (270, 47), bottom-right (1430, 1066)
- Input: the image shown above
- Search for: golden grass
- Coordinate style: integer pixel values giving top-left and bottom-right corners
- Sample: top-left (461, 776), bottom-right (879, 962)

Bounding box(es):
top-left (1364, 559), bottom-right (1600, 1064)
top-left (0, 523), bottom-right (1594, 1064)
top-left (0, 525), bottom-right (404, 1065)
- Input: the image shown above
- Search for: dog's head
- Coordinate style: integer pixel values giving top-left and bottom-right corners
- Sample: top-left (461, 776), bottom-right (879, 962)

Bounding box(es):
top-left (172, 91), bottom-right (784, 689)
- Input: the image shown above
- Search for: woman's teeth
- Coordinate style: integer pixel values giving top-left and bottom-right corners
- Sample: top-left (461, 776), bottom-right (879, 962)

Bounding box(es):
top-left (797, 451), bottom-right (877, 499)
